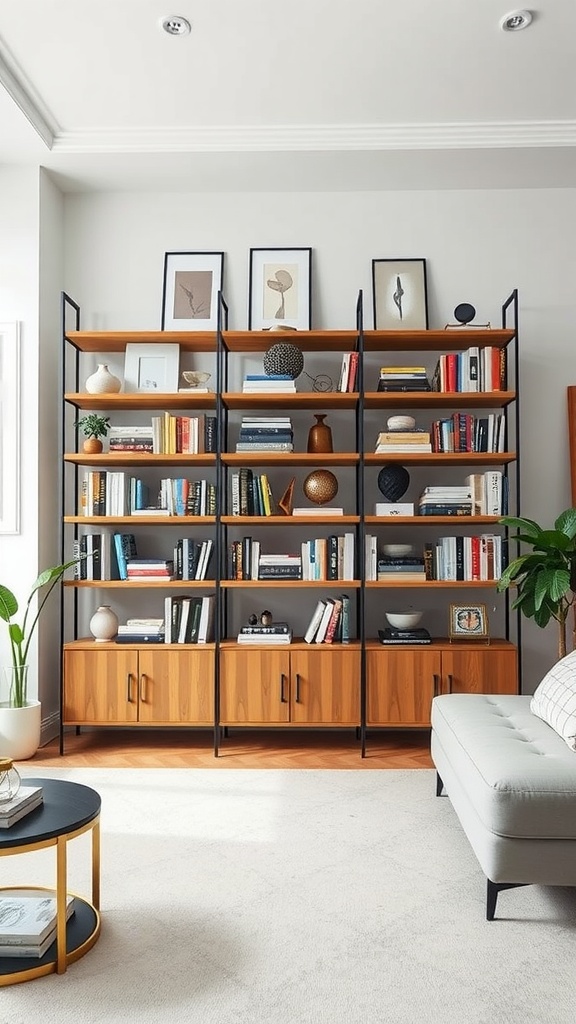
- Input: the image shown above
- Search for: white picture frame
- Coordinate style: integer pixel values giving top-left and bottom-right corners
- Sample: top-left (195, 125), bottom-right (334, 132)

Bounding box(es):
top-left (124, 343), bottom-right (180, 393)
top-left (0, 322), bottom-right (20, 534)
top-left (161, 251), bottom-right (224, 331)
top-left (372, 258), bottom-right (429, 330)
top-left (248, 247), bottom-right (312, 330)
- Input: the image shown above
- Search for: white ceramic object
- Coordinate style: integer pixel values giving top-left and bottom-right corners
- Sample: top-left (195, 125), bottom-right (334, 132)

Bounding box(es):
top-left (386, 611), bottom-right (423, 630)
top-left (0, 701), bottom-right (41, 760)
top-left (181, 371), bottom-right (211, 388)
top-left (85, 363), bottom-right (121, 394)
top-left (386, 415), bottom-right (416, 431)
top-left (382, 544), bottom-right (415, 557)
top-left (89, 605), bottom-right (119, 642)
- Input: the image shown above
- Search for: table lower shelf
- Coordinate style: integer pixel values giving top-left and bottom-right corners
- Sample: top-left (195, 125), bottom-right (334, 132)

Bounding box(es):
top-left (0, 898), bottom-right (100, 985)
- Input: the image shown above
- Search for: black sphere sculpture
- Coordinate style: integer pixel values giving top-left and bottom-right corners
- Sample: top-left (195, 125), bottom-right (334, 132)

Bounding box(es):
top-left (454, 303), bottom-right (476, 325)
top-left (263, 343), bottom-right (304, 380)
top-left (377, 463), bottom-right (410, 502)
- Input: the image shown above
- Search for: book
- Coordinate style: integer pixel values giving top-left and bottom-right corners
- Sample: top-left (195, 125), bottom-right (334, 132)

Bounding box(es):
top-left (237, 634), bottom-right (292, 644)
top-left (0, 787), bottom-right (43, 827)
top-left (378, 628), bottom-right (432, 645)
top-left (0, 890), bottom-right (76, 945)
top-left (304, 599), bottom-right (327, 643)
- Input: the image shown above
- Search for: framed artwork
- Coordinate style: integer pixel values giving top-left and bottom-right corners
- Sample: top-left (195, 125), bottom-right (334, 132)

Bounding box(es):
top-left (161, 251), bottom-right (224, 331)
top-left (249, 247), bottom-right (312, 330)
top-left (449, 604), bottom-right (489, 641)
top-left (372, 258), bottom-right (429, 330)
top-left (0, 322), bottom-right (20, 534)
top-left (124, 343), bottom-right (180, 393)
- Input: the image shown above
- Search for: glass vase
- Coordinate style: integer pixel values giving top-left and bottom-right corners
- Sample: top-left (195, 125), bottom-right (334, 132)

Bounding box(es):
top-left (0, 758), bottom-right (21, 802)
top-left (3, 665), bottom-right (29, 708)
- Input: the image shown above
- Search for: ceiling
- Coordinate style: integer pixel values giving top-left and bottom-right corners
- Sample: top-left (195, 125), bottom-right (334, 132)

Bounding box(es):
top-left (0, 0), bottom-right (575, 192)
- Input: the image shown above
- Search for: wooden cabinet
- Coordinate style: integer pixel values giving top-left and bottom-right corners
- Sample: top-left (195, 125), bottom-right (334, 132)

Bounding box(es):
top-left (63, 643), bottom-right (214, 726)
top-left (366, 641), bottom-right (517, 727)
top-left (219, 646), bottom-right (360, 726)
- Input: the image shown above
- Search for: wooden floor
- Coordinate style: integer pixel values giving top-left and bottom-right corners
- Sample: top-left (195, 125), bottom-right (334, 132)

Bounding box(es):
top-left (30, 729), bottom-right (434, 769)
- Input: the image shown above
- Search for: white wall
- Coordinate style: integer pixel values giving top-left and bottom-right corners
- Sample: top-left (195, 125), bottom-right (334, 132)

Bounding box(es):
top-left (62, 186), bottom-right (576, 693)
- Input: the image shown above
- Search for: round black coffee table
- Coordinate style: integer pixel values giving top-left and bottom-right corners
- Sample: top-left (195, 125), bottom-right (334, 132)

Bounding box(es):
top-left (0, 777), bottom-right (101, 985)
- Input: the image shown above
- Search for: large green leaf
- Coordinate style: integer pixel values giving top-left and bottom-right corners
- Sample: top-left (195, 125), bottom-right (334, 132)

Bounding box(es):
top-left (29, 560), bottom-right (77, 596)
top-left (0, 586), bottom-right (17, 622)
top-left (555, 507), bottom-right (576, 539)
top-left (534, 567), bottom-right (571, 609)
top-left (499, 515), bottom-right (542, 536)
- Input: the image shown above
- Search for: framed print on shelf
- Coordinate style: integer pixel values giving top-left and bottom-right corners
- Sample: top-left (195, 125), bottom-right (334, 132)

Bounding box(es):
top-left (249, 247), bottom-right (312, 330)
top-left (124, 343), bottom-right (180, 393)
top-left (449, 604), bottom-right (489, 642)
top-left (372, 258), bottom-right (429, 330)
top-left (161, 251), bottom-right (224, 331)
top-left (0, 322), bottom-right (20, 534)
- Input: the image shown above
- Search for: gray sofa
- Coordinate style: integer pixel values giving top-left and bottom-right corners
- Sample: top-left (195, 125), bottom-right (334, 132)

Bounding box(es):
top-left (431, 692), bottom-right (576, 919)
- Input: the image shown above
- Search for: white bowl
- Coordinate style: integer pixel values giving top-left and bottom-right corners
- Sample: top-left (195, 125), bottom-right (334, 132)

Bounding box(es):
top-left (386, 415), bottom-right (416, 431)
top-left (382, 544), bottom-right (415, 557)
top-left (386, 611), bottom-right (423, 630)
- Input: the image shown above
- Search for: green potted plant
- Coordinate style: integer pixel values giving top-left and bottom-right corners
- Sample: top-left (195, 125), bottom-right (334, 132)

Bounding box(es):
top-left (74, 414), bottom-right (110, 454)
top-left (0, 558), bottom-right (78, 759)
top-left (496, 508), bottom-right (576, 660)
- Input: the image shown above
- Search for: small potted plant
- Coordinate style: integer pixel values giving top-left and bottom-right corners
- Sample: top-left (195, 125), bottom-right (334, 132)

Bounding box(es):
top-left (0, 559), bottom-right (78, 759)
top-left (74, 414), bottom-right (111, 454)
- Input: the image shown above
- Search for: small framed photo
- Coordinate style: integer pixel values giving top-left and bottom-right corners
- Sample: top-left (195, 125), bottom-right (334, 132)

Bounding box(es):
top-left (249, 247), bottom-right (312, 330)
top-left (161, 251), bottom-right (224, 331)
top-left (449, 604), bottom-right (489, 641)
top-left (372, 258), bottom-right (429, 330)
top-left (124, 343), bottom-right (180, 393)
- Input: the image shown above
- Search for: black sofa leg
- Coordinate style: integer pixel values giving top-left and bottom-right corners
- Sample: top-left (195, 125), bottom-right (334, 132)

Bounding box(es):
top-left (435, 772), bottom-right (445, 797)
top-left (486, 879), bottom-right (527, 921)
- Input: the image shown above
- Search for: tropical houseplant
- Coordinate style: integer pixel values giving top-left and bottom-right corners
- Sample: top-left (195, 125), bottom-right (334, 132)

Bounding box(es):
top-left (0, 559), bottom-right (77, 758)
top-left (496, 508), bottom-right (576, 659)
top-left (74, 414), bottom-right (110, 453)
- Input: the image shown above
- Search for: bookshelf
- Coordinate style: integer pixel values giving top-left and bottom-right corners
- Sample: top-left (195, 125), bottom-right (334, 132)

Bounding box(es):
top-left (59, 290), bottom-right (520, 756)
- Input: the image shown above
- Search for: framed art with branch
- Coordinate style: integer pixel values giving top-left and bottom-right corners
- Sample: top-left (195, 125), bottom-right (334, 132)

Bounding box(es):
top-left (249, 247), bottom-right (312, 330)
top-left (449, 604), bottom-right (489, 642)
top-left (0, 322), bottom-right (20, 534)
top-left (161, 251), bottom-right (224, 331)
top-left (372, 258), bottom-right (429, 330)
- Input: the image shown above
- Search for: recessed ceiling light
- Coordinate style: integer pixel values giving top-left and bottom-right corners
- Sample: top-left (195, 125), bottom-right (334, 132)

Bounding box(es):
top-left (500, 10), bottom-right (533, 32)
top-left (160, 15), bottom-right (191, 36)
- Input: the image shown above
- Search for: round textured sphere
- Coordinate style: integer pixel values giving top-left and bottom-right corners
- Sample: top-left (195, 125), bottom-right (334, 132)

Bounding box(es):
top-left (263, 343), bottom-right (304, 380)
top-left (377, 463), bottom-right (410, 502)
top-left (303, 470), bottom-right (339, 506)
top-left (454, 302), bottom-right (476, 325)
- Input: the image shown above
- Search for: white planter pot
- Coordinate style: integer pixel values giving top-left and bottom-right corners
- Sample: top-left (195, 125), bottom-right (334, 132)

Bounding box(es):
top-left (0, 701), bottom-right (41, 761)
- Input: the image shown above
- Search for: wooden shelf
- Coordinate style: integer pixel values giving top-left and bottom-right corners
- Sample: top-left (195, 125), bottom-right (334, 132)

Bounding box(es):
top-left (222, 452), bottom-right (358, 467)
top-left (65, 392), bottom-right (216, 411)
top-left (64, 453), bottom-right (216, 467)
top-left (364, 515), bottom-right (502, 526)
top-left (363, 390), bottom-right (516, 409)
top-left (221, 580), bottom-right (361, 589)
top-left (222, 515), bottom-right (360, 525)
top-left (362, 328), bottom-right (515, 351)
top-left (65, 331), bottom-right (217, 353)
top-left (364, 452), bottom-right (515, 466)
top-left (366, 580), bottom-right (501, 588)
top-left (64, 516), bottom-right (215, 525)
top-left (221, 330), bottom-right (359, 353)
top-left (223, 392), bottom-right (358, 410)
top-left (63, 580), bottom-right (217, 588)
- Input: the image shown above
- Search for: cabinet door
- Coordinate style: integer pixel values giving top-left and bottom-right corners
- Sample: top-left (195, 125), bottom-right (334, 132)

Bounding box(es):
top-left (63, 649), bottom-right (139, 724)
top-left (290, 649), bottom-right (360, 725)
top-left (137, 649), bottom-right (214, 724)
top-left (442, 647), bottom-right (518, 695)
top-left (366, 649), bottom-right (442, 726)
top-left (219, 649), bottom-right (290, 724)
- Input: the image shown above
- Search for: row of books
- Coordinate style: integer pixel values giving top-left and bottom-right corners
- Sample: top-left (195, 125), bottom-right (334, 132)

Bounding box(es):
top-left (337, 352), bottom-right (359, 392)
top-left (235, 416), bottom-right (294, 453)
top-left (304, 594), bottom-right (351, 644)
top-left (301, 533), bottom-right (355, 580)
top-left (230, 468), bottom-right (276, 516)
top-left (164, 594), bottom-right (215, 644)
top-left (108, 414), bottom-right (217, 454)
top-left (228, 541), bottom-right (302, 580)
top-left (242, 374), bottom-right (296, 394)
top-left (79, 472), bottom-right (216, 517)
top-left (418, 473), bottom-right (507, 516)
top-left (431, 346), bottom-right (507, 393)
top-left (173, 538), bottom-right (214, 580)
top-left (0, 890), bottom-right (75, 958)
top-left (375, 428), bottom-right (431, 454)
top-left (425, 534), bottom-right (505, 581)
top-left (73, 533), bottom-right (214, 581)
top-left (431, 412), bottom-right (505, 453)
top-left (376, 366), bottom-right (431, 393)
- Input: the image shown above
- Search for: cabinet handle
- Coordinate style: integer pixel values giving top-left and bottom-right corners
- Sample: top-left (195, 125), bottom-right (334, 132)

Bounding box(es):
top-left (433, 673), bottom-right (440, 697)
top-left (126, 674), bottom-right (134, 703)
top-left (280, 674), bottom-right (287, 703)
top-left (295, 673), bottom-right (302, 703)
top-left (140, 674), bottom-right (147, 702)
top-left (447, 673), bottom-right (453, 694)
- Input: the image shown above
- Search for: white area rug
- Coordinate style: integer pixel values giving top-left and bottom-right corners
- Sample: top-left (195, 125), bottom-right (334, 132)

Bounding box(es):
top-left (2, 767), bottom-right (576, 1024)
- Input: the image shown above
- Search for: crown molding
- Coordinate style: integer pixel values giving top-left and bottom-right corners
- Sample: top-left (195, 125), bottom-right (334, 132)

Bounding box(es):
top-left (51, 121), bottom-right (576, 154)
top-left (0, 45), bottom-right (57, 148)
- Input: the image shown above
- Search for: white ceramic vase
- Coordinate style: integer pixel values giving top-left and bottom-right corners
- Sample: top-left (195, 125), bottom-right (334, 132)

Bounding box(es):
top-left (0, 701), bottom-right (42, 761)
top-left (85, 363), bottom-right (121, 394)
top-left (90, 605), bottom-right (119, 642)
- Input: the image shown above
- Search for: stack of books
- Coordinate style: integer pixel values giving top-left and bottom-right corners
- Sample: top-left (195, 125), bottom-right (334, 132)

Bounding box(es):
top-left (377, 366), bottom-right (431, 392)
top-left (375, 429), bottom-right (432, 454)
top-left (0, 890), bottom-right (76, 958)
top-left (378, 627), bottom-right (432, 645)
top-left (292, 506), bottom-right (344, 516)
top-left (117, 619), bottom-right (165, 643)
top-left (377, 555), bottom-right (426, 582)
top-left (258, 554), bottom-right (302, 580)
top-left (418, 486), bottom-right (474, 516)
top-left (164, 594), bottom-right (215, 644)
top-left (304, 594), bottom-right (350, 644)
top-left (237, 622), bottom-right (293, 644)
top-left (242, 374), bottom-right (296, 394)
top-left (236, 416), bottom-right (294, 453)
top-left (0, 785), bottom-right (43, 828)
top-left (108, 424), bottom-right (154, 453)
top-left (126, 559), bottom-right (174, 582)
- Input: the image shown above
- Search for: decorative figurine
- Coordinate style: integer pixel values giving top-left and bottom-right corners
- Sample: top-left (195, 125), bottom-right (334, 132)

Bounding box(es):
top-left (248, 613), bottom-right (258, 626)
top-left (260, 610), bottom-right (273, 626)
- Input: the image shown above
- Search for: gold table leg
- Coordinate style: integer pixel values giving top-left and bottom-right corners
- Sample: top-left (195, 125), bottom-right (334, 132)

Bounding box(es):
top-left (56, 835), bottom-right (68, 974)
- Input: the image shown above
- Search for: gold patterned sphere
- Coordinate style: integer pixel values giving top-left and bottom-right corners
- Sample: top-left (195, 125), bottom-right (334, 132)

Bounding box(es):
top-left (303, 470), bottom-right (339, 505)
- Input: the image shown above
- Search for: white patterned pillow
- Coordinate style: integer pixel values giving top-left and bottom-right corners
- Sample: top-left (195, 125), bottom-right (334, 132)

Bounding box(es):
top-left (531, 650), bottom-right (576, 750)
